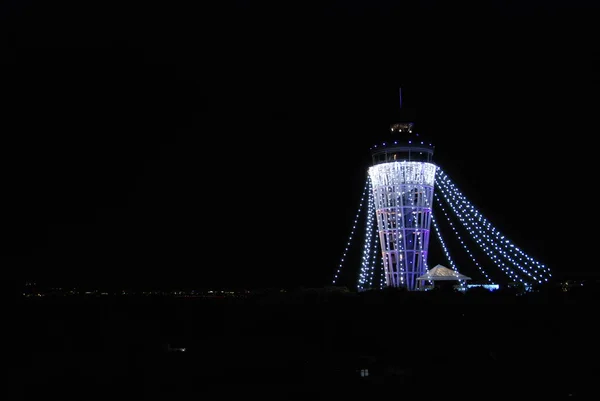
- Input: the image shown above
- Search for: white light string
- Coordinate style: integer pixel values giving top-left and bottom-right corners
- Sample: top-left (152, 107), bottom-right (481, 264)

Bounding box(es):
top-left (333, 176), bottom-right (370, 285)
top-left (430, 212), bottom-right (458, 272)
top-left (358, 177), bottom-right (375, 291)
top-left (437, 171), bottom-right (545, 277)
top-left (431, 211), bottom-right (467, 289)
top-left (379, 256), bottom-right (385, 289)
top-left (364, 183), bottom-right (380, 290)
top-left (437, 177), bottom-right (528, 281)
top-left (368, 209), bottom-right (380, 289)
top-left (435, 172), bottom-right (523, 283)
top-left (436, 169), bottom-right (549, 282)
top-left (433, 191), bottom-right (494, 283)
top-left (437, 170), bottom-right (549, 282)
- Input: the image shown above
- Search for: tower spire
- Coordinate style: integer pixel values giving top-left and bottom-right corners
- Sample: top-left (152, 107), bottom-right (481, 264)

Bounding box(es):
top-left (399, 87), bottom-right (402, 109)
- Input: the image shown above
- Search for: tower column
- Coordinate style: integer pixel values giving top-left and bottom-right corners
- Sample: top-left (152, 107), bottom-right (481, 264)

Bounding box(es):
top-left (368, 123), bottom-right (436, 291)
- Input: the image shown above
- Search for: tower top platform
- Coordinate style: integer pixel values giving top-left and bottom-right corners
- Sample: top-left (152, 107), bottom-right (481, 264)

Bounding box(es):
top-left (370, 122), bottom-right (435, 165)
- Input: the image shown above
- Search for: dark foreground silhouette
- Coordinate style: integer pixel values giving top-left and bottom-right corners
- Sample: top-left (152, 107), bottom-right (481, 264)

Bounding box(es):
top-left (12, 286), bottom-right (599, 400)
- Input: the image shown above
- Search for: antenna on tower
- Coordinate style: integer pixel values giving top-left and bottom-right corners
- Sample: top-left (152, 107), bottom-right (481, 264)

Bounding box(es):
top-left (399, 87), bottom-right (402, 109)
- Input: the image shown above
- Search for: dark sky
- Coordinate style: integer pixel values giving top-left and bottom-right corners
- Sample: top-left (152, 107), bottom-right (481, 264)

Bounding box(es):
top-left (5, 1), bottom-right (599, 290)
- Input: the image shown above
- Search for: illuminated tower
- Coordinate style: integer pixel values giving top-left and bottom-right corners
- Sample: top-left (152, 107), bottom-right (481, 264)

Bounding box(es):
top-left (368, 122), bottom-right (436, 290)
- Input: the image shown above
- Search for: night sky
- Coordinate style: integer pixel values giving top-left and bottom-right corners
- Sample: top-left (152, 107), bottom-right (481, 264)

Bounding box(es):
top-left (5, 1), bottom-right (599, 290)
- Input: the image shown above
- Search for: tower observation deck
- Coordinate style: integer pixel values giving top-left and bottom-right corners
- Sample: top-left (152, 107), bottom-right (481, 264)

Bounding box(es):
top-left (368, 122), bottom-right (436, 290)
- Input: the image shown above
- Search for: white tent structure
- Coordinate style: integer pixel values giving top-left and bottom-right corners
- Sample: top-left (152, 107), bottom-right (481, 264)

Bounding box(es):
top-left (417, 264), bottom-right (471, 281)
